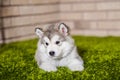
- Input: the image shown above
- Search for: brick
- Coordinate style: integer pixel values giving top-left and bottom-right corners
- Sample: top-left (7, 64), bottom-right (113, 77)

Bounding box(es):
top-left (0, 7), bottom-right (2, 17)
top-left (89, 22), bottom-right (97, 29)
top-left (19, 6), bottom-right (33, 15)
top-left (60, 0), bottom-right (78, 3)
top-left (3, 13), bottom-right (59, 27)
top-left (29, 0), bottom-right (59, 4)
top-left (2, 6), bottom-right (19, 17)
top-left (0, 40), bottom-right (2, 44)
top-left (0, 30), bottom-right (2, 40)
top-left (11, 16), bottom-right (30, 27)
top-left (60, 13), bottom-right (83, 20)
top-left (3, 16), bottom-right (31, 27)
top-left (31, 13), bottom-right (59, 24)
top-left (2, 5), bottom-right (59, 17)
top-left (60, 4), bottom-right (72, 12)
top-left (19, 5), bottom-right (59, 15)
top-left (60, 0), bottom-right (112, 3)
top-left (72, 3), bottom-right (96, 11)
top-left (36, 5), bottom-right (58, 14)
top-left (0, 0), bottom-right (1, 5)
top-left (83, 12), bottom-right (107, 20)
top-left (60, 0), bottom-right (97, 3)
top-left (10, 0), bottom-right (59, 5)
top-left (10, 0), bottom-right (29, 5)
top-left (5, 26), bottom-right (35, 38)
top-left (71, 30), bottom-right (108, 36)
top-left (2, 0), bottom-right (10, 6)
top-left (30, 5), bottom-right (59, 14)
top-left (98, 21), bottom-right (120, 30)
top-left (108, 30), bottom-right (120, 36)
top-left (83, 30), bottom-right (108, 36)
top-left (74, 21), bottom-right (89, 29)
top-left (108, 11), bottom-right (120, 19)
top-left (97, 2), bottom-right (120, 10)
top-left (5, 35), bottom-right (36, 43)
top-left (0, 18), bottom-right (2, 26)
top-left (3, 18), bottom-right (11, 27)
top-left (74, 21), bottom-right (97, 29)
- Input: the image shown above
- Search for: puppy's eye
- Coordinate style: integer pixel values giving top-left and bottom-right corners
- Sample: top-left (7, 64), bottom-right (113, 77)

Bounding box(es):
top-left (45, 42), bottom-right (49, 46)
top-left (56, 41), bottom-right (60, 45)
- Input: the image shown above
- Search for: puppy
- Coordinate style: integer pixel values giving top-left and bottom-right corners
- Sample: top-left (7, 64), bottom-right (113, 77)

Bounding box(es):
top-left (35, 23), bottom-right (84, 72)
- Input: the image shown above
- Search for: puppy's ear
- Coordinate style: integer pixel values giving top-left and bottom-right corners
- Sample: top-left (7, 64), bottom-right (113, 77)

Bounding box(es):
top-left (35, 28), bottom-right (43, 38)
top-left (58, 23), bottom-right (69, 36)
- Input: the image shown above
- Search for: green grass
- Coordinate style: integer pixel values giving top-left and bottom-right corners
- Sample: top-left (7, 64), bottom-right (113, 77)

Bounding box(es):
top-left (0, 36), bottom-right (120, 80)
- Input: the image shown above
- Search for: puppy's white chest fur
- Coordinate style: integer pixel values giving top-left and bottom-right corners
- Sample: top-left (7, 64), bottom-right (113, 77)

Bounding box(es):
top-left (35, 45), bottom-right (84, 72)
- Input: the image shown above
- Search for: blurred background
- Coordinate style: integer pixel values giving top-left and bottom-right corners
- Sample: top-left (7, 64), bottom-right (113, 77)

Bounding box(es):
top-left (0, 0), bottom-right (120, 43)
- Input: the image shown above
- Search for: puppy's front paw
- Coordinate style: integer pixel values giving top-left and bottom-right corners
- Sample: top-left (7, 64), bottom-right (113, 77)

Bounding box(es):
top-left (41, 66), bottom-right (57, 72)
top-left (40, 63), bottom-right (57, 72)
top-left (69, 64), bottom-right (84, 71)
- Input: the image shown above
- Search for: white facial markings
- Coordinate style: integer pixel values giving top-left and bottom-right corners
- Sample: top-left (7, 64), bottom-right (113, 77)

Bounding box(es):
top-left (44, 35), bottom-right (60, 46)
top-left (44, 37), bottom-right (50, 43)
top-left (51, 35), bottom-right (60, 44)
top-left (43, 35), bottom-right (63, 58)
top-left (43, 37), bottom-right (50, 46)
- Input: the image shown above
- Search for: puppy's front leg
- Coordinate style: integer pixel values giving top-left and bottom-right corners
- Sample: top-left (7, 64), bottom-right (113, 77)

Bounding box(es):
top-left (40, 62), bottom-right (57, 72)
top-left (68, 59), bottom-right (84, 71)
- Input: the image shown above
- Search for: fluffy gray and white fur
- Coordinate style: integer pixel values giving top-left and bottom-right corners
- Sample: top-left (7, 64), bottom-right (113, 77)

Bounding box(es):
top-left (35, 23), bottom-right (84, 72)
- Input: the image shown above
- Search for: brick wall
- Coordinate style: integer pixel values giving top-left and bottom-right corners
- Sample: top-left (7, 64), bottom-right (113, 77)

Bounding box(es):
top-left (0, 0), bottom-right (60, 43)
top-left (60, 0), bottom-right (120, 36)
top-left (0, 18), bottom-right (2, 43)
top-left (0, 0), bottom-right (3, 43)
top-left (1, 0), bottom-right (120, 43)
top-left (0, 18), bottom-right (3, 44)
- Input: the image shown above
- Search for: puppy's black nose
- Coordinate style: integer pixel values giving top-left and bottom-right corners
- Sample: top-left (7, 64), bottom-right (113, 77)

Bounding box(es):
top-left (49, 51), bottom-right (55, 56)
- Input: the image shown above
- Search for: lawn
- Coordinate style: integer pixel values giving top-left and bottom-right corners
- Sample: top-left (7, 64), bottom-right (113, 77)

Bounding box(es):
top-left (0, 36), bottom-right (120, 80)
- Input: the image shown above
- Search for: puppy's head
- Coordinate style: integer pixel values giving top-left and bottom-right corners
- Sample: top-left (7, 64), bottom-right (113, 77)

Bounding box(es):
top-left (35, 23), bottom-right (73, 59)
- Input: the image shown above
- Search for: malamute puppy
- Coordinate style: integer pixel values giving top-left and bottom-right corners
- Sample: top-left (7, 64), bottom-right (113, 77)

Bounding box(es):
top-left (35, 23), bottom-right (84, 72)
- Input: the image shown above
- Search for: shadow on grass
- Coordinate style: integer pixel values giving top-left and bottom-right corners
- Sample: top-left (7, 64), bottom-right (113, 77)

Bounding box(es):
top-left (77, 46), bottom-right (87, 58)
